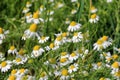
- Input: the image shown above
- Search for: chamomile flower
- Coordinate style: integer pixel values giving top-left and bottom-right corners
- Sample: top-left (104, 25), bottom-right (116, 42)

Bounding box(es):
top-left (0, 27), bottom-right (9, 44)
top-left (61, 52), bottom-right (69, 58)
top-left (107, 0), bottom-right (112, 3)
top-left (60, 69), bottom-right (69, 80)
top-left (69, 52), bottom-right (79, 62)
top-left (114, 47), bottom-right (120, 53)
top-left (25, 12), bottom-right (33, 23)
top-left (38, 36), bottom-right (49, 44)
top-left (32, 12), bottom-right (44, 24)
top-left (54, 35), bottom-right (63, 46)
top-left (99, 77), bottom-right (110, 80)
top-left (40, 5), bottom-right (46, 12)
top-left (68, 21), bottom-right (81, 32)
top-left (31, 45), bottom-right (45, 58)
top-left (89, 14), bottom-right (99, 23)
top-left (7, 75), bottom-right (16, 80)
top-left (68, 63), bottom-right (78, 73)
top-left (111, 62), bottom-right (120, 72)
top-left (26, 1), bottom-right (32, 8)
top-left (39, 72), bottom-right (48, 80)
top-left (22, 7), bottom-right (30, 14)
top-left (8, 46), bottom-right (17, 55)
top-left (60, 57), bottom-right (70, 66)
top-left (72, 32), bottom-right (83, 43)
top-left (13, 57), bottom-right (27, 65)
top-left (90, 6), bottom-right (97, 13)
top-left (22, 24), bottom-right (40, 39)
top-left (71, 0), bottom-right (77, 2)
top-left (92, 62), bottom-right (102, 70)
top-left (16, 68), bottom-right (28, 77)
top-left (0, 60), bottom-right (12, 72)
top-left (113, 70), bottom-right (120, 80)
top-left (45, 43), bottom-right (59, 51)
top-left (65, 18), bottom-right (70, 24)
top-left (93, 36), bottom-right (112, 51)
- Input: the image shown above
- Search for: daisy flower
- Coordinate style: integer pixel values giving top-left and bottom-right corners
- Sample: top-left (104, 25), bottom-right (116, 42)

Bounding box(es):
top-left (39, 5), bottom-right (46, 12)
top-left (68, 63), bottom-right (78, 73)
top-left (0, 60), bottom-right (12, 72)
top-left (22, 23), bottom-right (40, 40)
top-left (72, 32), bottom-right (83, 43)
top-left (32, 12), bottom-right (44, 24)
top-left (13, 57), bottom-right (27, 65)
top-left (99, 77), bottom-right (110, 80)
top-left (67, 21), bottom-right (81, 32)
top-left (45, 43), bottom-right (59, 51)
top-left (0, 27), bottom-right (9, 44)
top-left (39, 72), bottom-right (48, 80)
top-left (26, 1), bottom-right (32, 8)
top-left (93, 36), bottom-right (112, 51)
top-left (113, 70), bottom-right (120, 80)
top-left (114, 47), bottom-right (120, 53)
top-left (60, 57), bottom-right (70, 66)
top-left (25, 12), bottom-right (33, 23)
top-left (47, 10), bottom-right (54, 15)
top-left (71, 9), bottom-right (77, 14)
top-left (89, 13), bottom-right (99, 23)
top-left (7, 75), bottom-right (16, 80)
top-left (65, 18), bottom-right (70, 24)
top-left (31, 45), bottom-right (45, 58)
top-left (60, 69), bottom-right (69, 80)
top-left (69, 52), bottom-right (79, 62)
top-left (90, 6), bottom-right (97, 13)
top-left (54, 35), bottom-right (63, 46)
top-left (111, 62), bottom-right (120, 74)
top-left (8, 46), bottom-right (17, 55)
top-left (61, 52), bottom-right (69, 58)
top-left (92, 62), bottom-right (102, 70)
top-left (16, 68), bottom-right (28, 77)
top-left (38, 36), bottom-right (49, 44)
top-left (22, 7), bottom-right (30, 14)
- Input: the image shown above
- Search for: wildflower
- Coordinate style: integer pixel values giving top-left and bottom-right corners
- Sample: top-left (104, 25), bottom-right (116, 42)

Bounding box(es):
top-left (7, 75), bottom-right (16, 80)
top-left (31, 45), bottom-right (45, 58)
top-left (39, 5), bottom-right (46, 12)
top-left (112, 54), bottom-right (118, 60)
top-left (39, 72), bottom-right (48, 80)
top-left (45, 43), bottom-right (59, 51)
top-left (93, 36), bottom-right (112, 51)
top-left (60, 69), bottom-right (69, 80)
top-left (56, 2), bottom-right (64, 8)
top-left (38, 36), bottom-right (49, 44)
top-left (92, 62), bottom-right (102, 70)
top-left (13, 57), bottom-right (27, 65)
top-left (68, 63), bottom-right (78, 73)
top-left (111, 62), bottom-right (120, 75)
top-left (47, 10), bottom-right (54, 15)
top-left (16, 68), bottom-right (28, 76)
top-left (69, 52), bottom-right (79, 62)
top-left (72, 32), bottom-right (83, 43)
top-left (114, 47), bottom-right (120, 53)
top-left (61, 52), bottom-right (69, 58)
top-left (71, 0), bottom-right (77, 2)
top-left (65, 18), bottom-right (70, 24)
top-left (22, 24), bottom-right (40, 40)
top-left (113, 70), bottom-right (120, 79)
top-left (67, 21), bottom-right (81, 32)
top-left (11, 69), bottom-right (18, 75)
top-left (26, 1), bottom-right (32, 8)
top-left (8, 46), bottom-right (17, 55)
top-left (60, 57), bottom-right (70, 66)
top-left (32, 12), bottom-right (44, 24)
top-left (54, 35), bottom-right (63, 46)
top-left (0, 60), bottom-right (12, 72)
top-left (90, 6), bottom-right (97, 13)
top-left (0, 27), bottom-right (9, 44)
top-left (22, 7), bottom-right (30, 14)
top-left (25, 12), bottom-right (33, 23)
top-left (89, 13), bottom-right (99, 23)
top-left (99, 77), bottom-right (110, 80)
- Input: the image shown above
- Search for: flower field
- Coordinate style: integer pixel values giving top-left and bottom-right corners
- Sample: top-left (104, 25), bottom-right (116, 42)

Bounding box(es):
top-left (0, 0), bottom-right (120, 80)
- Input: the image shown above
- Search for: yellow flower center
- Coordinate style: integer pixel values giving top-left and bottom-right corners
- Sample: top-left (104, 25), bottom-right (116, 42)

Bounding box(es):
top-left (25, 12), bottom-right (31, 16)
top-left (96, 39), bottom-right (104, 45)
top-left (0, 28), bottom-right (3, 34)
top-left (33, 45), bottom-right (40, 50)
top-left (49, 58), bottom-right (56, 64)
top-left (70, 65), bottom-right (75, 70)
top-left (10, 46), bottom-right (15, 50)
top-left (16, 58), bottom-right (22, 62)
top-left (107, 57), bottom-right (112, 61)
top-left (56, 36), bottom-right (62, 41)
top-left (115, 71), bottom-right (120, 77)
top-left (1, 61), bottom-right (7, 67)
top-left (97, 62), bottom-right (102, 67)
top-left (61, 69), bottom-right (68, 76)
top-left (90, 6), bottom-right (96, 10)
top-left (70, 52), bottom-right (76, 57)
top-left (99, 77), bottom-right (105, 80)
top-left (62, 32), bottom-right (67, 37)
top-left (11, 69), bottom-right (17, 74)
top-left (61, 52), bottom-right (67, 56)
top-left (8, 75), bottom-right (16, 80)
top-left (49, 43), bottom-right (54, 48)
top-left (26, 1), bottom-right (30, 5)
top-left (18, 49), bottom-right (24, 55)
top-left (112, 54), bottom-right (118, 59)
top-left (74, 32), bottom-right (78, 36)
top-left (60, 58), bottom-right (67, 63)
top-left (112, 62), bottom-right (119, 68)
top-left (41, 72), bottom-right (46, 77)
top-left (33, 12), bottom-right (39, 19)
top-left (91, 14), bottom-right (97, 19)
top-left (29, 24), bottom-right (37, 32)
top-left (70, 21), bottom-right (77, 26)
top-left (19, 69), bottom-right (25, 73)
top-left (41, 36), bottom-right (45, 40)
top-left (101, 36), bottom-right (108, 41)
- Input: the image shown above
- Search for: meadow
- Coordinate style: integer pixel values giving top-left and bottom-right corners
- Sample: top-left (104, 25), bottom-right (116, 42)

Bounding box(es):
top-left (0, 0), bottom-right (120, 80)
